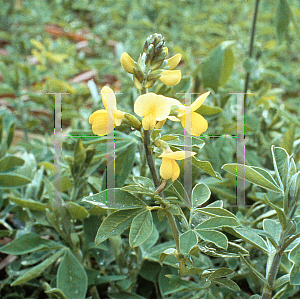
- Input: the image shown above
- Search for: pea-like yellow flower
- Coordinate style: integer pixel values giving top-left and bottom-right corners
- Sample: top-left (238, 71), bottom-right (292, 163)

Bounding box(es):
top-left (89, 86), bottom-right (125, 136)
top-left (167, 92), bottom-right (210, 136)
top-left (120, 52), bottom-right (182, 88)
top-left (134, 93), bottom-right (172, 130)
top-left (158, 148), bottom-right (196, 181)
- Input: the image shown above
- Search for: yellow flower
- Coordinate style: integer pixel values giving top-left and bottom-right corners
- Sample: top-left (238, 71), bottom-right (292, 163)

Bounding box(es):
top-left (167, 92), bottom-right (210, 136)
top-left (120, 52), bottom-right (135, 74)
top-left (134, 93), bottom-right (172, 130)
top-left (158, 148), bottom-right (196, 181)
top-left (89, 86), bottom-right (125, 136)
top-left (120, 52), bottom-right (182, 88)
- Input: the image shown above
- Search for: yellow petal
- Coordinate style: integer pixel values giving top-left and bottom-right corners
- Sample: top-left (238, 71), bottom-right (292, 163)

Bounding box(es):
top-left (114, 110), bottom-right (125, 126)
top-left (159, 150), bottom-right (196, 160)
top-left (159, 70), bottom-right (181, 86)
top-left (168, 115), bottom-right (181, 122)
top-left (120, 52), bottom-right (135, 74)
top-left (134, 93), bottom-right (158, 117)
top-left (171, 160), bottom-right (180, 181)
top-left (152, 95), bottom-right (172, 121)
top-left (142, 114), bottom-right (156, 130)
top-left (166, 53), bottom-right (181, 70)
top-left (89, 110), bottom-right (114, 136)
top-left (101, 86), bottom-right (117, 111)
top-left (191, 91), bottom-right (210, 111)
top-left (179, 112), bottom-right (208, 136)
top-left (155, 119), bottom-right (166, 129)
top-left (133, 76), bottom-right (143, 90)
top-left (160, 158), bottom-right (173, 180)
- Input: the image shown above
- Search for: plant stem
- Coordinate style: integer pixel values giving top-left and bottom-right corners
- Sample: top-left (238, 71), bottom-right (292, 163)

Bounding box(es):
top-left (243, 0), bottom-right (260, 102)
top-left (164, 209), bottom-right (180, 251)
top-left (143, 129), bottom-right (160, 188)
top-left (261, 212), bottom-right (299, 298)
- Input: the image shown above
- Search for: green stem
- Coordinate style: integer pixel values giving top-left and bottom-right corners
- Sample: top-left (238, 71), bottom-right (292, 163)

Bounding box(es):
top-left (143, 129), bottom-right (160, 188)
top-left (243, 0), bottom-right (260, 102)
top-left (164, 209), bottom-right (180, 251)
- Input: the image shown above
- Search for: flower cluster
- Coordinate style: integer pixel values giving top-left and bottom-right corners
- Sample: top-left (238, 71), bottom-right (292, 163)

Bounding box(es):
top-left (89, 34), bottom-right (210, 182)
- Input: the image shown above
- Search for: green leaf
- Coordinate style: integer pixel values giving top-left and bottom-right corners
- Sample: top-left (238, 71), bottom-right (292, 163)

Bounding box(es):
top-left (159, 248), bottom-right (176, 266)
top-left (45, 288), bottom-right (68, 299)
top-left (179, 230), bottom-right (198, 255)
top-left (192, 183), bottom-right (211, 208)
top-left (239, 254), bottom-right (269, 286)
top-left (271, 146), bottom-right (289, 190)
top-left (11, 248), bottom-right (66, 286)
top-left (8, 195), bottom-right (47, 212)
top-left (95, 208), bottom-right (144, 244)
top-left (195, 207), bottom-right (238, 219)
top-left (196, 104), bottom-right (223, 116)
top-left (129, 209), bottom-right (153, 248)
top-left (0, 155), bottom-right (24, 172)
top-left (273, 274), bottom-right (290, 289)
top-left (222, 163), bottom-right (282, 193)
top-left (263, 194), bottom-right (287, 229)
top-left (132, 176), bottom-right (154, 189)
top-left (195, 216), bottom-right (240, 230)
top-left (263, 219), bottom-right (281, 244)
top-left (82, 188), bottom-right (146, 209)
top-left (200, 41), bottom-right (235, 91)
top-left (57, 249), bottom-right (88, 299)
top-left (108, 291), bottom-right (146, 299)
top-left (0, 233), bottom-right (63, 255)
top-left (65, 202), bottom-right (90, 220)
top-left (0, 173), bottom-right (31, 188)
top-left (288, 241), bottom-right (300, 285)
top-left (6, 121), bottom-right (15, 149)
top-left (73, 139), bottom-right (86, 168)
top-left (212, 278), bottom-right (240, 292)
top-left (192, 157), bottom-right (222, 180)
top-left (207, 268), bottom-right (234, 279)
top-left (276, 0), bottom-right (290, 43)
top-left (281, 124), bottom-right (295, 155)
top-left (225, 227), bottom-right (269, 253)
top-left (198, 241), bottom-right (249, 258)
top-left (102, 141), bottom-right (137, 189)
top-left (196, 229), bottom-right (228, 250)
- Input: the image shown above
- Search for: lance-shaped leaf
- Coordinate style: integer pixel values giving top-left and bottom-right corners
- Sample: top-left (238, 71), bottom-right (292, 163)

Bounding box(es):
top-left (0, 155), bottom-right (24, 172)
top-left (271, 146), bottom-right (289, 190)
top-left (57, 249), bottom-right (88, 299)
top-left (195, 207), bottom-right (238, 219)
top-left (95, 208), bottom-right (144, 244)
top-left (0, 233), bottom-right (63, 255)
top-left (195, 216), bottom-right (240, 230)
top-left (222, 163), bottom-right (282, 193)
top-left (82, 188), bottom-right (146, 209)
top-left (224, 227), bottom-right (269, 253)
top-left (8, 195), bottom-right (47, 212)
top-left (288, 241), bottom-right (300, 285)
top-left (129, 209), bottom-right (153, 248)
top-left (11, 248), bottom-right (66, 286)
top-left (212, 278), bottom-right (240, 292)
top-left (198, 241), bottom-right (249, 258)
top-left (0, 174), bottom-right (31, 188)
top-left (239, 253), bottom-right (269, 286)
top-left (192, 157), bottom-right (222, 180)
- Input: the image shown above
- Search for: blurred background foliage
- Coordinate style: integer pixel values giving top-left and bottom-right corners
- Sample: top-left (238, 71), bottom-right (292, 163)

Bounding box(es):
top-left (0, 0), bottom-right (300, 298)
